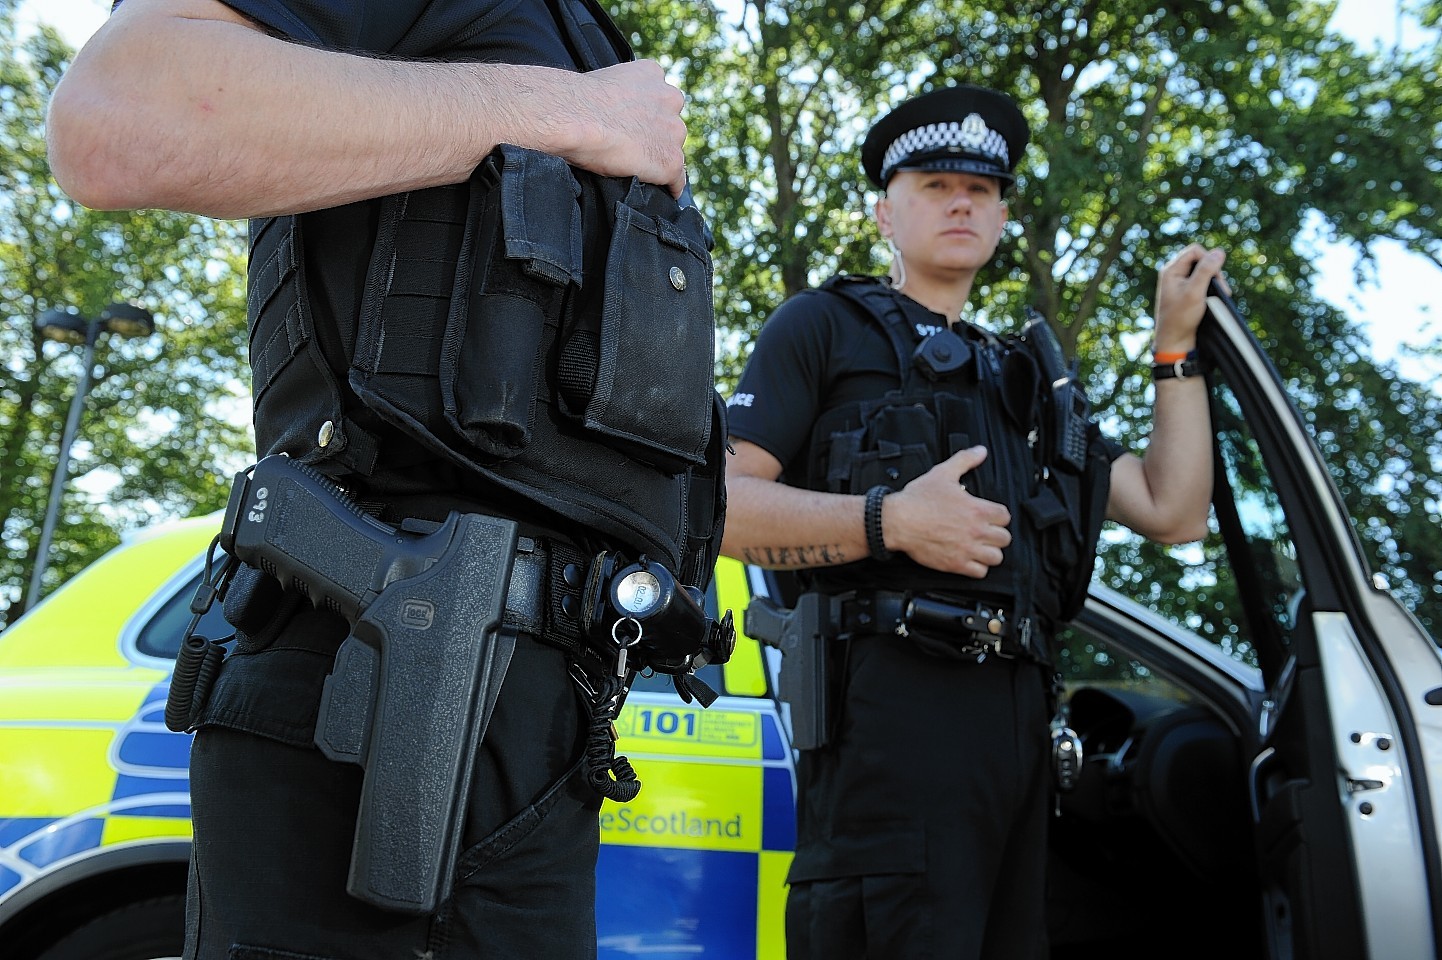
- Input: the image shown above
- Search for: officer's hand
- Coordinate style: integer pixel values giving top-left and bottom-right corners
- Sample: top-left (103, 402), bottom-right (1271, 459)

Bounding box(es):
top-left (561, 60), bottom-right (689, 197)
top-left (885, 447), bottom-right (1012, 577)
top-left (1154, 245), bottom-right (1227, 354)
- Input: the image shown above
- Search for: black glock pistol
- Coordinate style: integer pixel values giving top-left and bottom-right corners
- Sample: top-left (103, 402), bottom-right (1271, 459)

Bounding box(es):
top-left (219, 454), bottom-right (518, 915)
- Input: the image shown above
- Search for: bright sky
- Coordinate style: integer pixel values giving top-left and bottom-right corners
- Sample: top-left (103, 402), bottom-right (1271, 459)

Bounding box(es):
top-left (15, 0), bottom-right (1440, 387)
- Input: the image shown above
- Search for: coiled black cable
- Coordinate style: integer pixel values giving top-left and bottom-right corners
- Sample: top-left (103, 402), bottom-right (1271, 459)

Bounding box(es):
top-left (576, 671), bottom-right (642, 803)
top-left (165, 633), bottom-right (210, 732)
top-left (163, 533), bottom-right (236, 732)
top-left (165, 633), bottom-right (228, 732)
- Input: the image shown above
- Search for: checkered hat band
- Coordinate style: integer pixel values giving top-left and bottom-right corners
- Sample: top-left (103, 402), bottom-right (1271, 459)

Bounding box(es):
top-left (881, 119), bottom-right (1009, 181)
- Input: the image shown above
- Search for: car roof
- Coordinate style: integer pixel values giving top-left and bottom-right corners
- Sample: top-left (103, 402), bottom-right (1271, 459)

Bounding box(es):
top-left (0, 513), bottom-right (221, 671)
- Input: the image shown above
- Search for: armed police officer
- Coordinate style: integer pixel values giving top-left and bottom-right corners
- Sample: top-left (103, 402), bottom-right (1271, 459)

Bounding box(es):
top-left (722, 83), bottom-right (1224, 959)
top-left (48, 0), bottom-right (728, 957)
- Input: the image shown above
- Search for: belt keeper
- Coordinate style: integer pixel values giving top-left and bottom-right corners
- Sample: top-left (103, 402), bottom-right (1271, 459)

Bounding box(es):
top-left (864, 485), bottom-right (893, 562)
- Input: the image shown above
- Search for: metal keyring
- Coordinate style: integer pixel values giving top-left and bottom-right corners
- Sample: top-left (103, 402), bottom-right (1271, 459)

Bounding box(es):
top-left (612, 617), bottom-right (643, 648)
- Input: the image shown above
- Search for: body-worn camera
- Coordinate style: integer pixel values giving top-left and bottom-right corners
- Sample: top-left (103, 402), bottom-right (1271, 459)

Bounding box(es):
top-left (583, 554), bottom-right (734, 676)
top-left (912, 328), bottom-right (974, 381)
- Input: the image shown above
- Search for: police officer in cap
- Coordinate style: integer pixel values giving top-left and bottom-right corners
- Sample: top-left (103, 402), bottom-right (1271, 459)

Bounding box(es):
top-left (722, 83), bottom-right (1225, 958)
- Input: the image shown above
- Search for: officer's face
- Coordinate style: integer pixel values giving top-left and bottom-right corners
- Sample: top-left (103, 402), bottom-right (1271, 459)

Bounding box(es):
top-left (877, 171), bottom-right (1008, 275)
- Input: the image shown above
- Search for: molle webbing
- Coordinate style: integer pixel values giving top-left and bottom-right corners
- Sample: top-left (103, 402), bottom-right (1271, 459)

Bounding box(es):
top-left (810, 277), bottom-right (1110, 624)
top-left (347, 148), bottom-right (724, 577)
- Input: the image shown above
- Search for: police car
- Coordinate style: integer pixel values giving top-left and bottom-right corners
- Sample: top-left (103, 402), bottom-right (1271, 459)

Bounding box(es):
top-left (2, 290), bottom-right (1439, 959)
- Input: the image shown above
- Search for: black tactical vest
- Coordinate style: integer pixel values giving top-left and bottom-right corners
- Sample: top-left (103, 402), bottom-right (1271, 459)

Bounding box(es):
top-left (242, 0), bottom-right (725, 586)
top-left (804, 276), bottom-right (1111, 626)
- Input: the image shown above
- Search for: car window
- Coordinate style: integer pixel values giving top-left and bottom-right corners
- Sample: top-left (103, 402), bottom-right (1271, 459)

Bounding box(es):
top-left (135, 564), bottom-right (237, 660)
top-left (1054, 620), bottom-right (1196, 704)
top-left (1093, 372), bottom-right (1303, 670)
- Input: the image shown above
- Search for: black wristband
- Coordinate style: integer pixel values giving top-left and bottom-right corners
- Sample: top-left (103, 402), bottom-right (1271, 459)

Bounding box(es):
top-left (1151, 351), bottom-right (1201, 380)
top-left (864, 485), bottom-right (893, 562)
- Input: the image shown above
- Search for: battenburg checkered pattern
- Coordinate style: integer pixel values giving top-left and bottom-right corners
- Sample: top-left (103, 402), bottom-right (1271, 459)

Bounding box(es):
top-left (880, 113), bottom-right (1009, 183)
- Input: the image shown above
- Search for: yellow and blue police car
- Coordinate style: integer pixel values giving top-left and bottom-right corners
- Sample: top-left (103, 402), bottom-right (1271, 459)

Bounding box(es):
top-left (5, 290), bottom-right (1442, 959)
top-left (0, 516), bottom-right (791, 960)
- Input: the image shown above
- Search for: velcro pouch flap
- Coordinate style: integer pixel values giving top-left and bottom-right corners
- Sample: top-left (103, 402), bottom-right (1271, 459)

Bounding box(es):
top-left (497, 146), bottom-right (583, 286)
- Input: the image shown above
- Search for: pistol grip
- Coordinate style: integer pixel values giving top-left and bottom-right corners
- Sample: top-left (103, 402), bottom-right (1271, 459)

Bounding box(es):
top-left (744, 595), bottom-right (787, 648)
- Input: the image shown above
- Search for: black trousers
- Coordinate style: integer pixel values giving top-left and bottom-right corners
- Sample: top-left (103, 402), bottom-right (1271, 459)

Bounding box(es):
top-left (182, 632), bottom-right (600, 960)
top-left (784, 634), bottom-right (1051, 960)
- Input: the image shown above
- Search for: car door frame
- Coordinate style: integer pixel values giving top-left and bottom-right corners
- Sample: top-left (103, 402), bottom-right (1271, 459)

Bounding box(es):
top-left (1200, 289), bottom-right (1442, 960)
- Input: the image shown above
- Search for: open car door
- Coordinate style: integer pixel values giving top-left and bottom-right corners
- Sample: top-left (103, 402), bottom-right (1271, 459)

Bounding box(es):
top-left (1198, 288), bottom-right (1442, 959)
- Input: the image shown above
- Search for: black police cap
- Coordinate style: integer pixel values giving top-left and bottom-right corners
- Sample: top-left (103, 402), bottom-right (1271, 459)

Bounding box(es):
top-left (861, 84), bottom-right (1031, 190)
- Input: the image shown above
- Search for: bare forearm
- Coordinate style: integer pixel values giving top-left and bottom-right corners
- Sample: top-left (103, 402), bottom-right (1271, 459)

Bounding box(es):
top-left (1105, 244), bottom-right (1226, 543)
top-left (52, 15), bottom-right (501, 215)
top-left (719, 475), bottom-right (867, 569)
top-left (722, 441), bottom-right (1012, 576)
top-left (48, 3), bottom-right (684, 217)
top-left (1109, 376), bottom-right (1214, 542)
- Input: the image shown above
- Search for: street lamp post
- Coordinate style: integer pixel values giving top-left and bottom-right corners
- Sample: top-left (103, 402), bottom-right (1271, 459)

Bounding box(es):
top-left (26, 303), bottom-right (156, 610)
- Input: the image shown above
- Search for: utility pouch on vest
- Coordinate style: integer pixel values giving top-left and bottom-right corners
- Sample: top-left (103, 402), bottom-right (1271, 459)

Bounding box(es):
top-left (934, 393), bottom-right (978, 456)
top-left (351, 143), bottom-right (715, 476)
top-left (745, 593), bottom-right (838, 750)
top-left (446, 147), bottom-right (579, 458)
top-left (819, 395), bottom-right (939, 495)
top-left (345, 145), bottom-right (724, 568)
top-left (555, 169), bottom-right (716, 473)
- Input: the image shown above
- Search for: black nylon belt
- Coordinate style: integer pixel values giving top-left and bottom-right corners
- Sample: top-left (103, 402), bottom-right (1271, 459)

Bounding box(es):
top-left (501, 536), bottom-right (590, 655)
top-left (836, 589), bottom-right (1037, 661)
top-left (361, 500), bottom-right (592, 655)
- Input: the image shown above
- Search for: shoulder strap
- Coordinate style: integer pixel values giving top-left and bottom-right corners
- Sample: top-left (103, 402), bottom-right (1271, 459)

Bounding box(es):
top-left (817, 275), bottom-right (921, 390)
top-left (545, 0), bottom-right (633, 71)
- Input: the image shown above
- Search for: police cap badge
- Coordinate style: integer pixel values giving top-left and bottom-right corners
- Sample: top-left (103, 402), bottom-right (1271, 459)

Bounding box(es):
top-left (861, 84), bottom-right (1031, 190)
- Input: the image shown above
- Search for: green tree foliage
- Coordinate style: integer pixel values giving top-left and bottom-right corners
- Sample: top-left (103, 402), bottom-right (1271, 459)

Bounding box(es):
top-left (614, 0), bottom-right (1442, 634)
top-left (1, 4), bottom-right (251, 627)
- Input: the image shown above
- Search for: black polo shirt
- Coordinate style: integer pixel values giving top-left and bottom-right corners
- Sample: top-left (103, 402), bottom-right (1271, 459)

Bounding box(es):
top-left (728, 284), bottom-right (924, 478)
top-left (727, 279), bottom-right (1122, 603)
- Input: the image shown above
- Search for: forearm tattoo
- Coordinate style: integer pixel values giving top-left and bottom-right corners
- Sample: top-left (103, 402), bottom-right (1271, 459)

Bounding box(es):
top-left (739, 544), bottom-right (850, 568)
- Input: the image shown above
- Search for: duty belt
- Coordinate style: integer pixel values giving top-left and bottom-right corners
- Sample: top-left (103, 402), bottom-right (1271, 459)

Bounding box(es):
top-left (502, 536), bottom-right (590, 653)
top-left (837, 589), bottom-right (1038, 663)
top-left (361, 509), bottom-right (592, 657)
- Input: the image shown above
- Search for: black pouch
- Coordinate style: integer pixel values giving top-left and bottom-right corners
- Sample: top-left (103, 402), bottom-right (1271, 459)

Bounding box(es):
top-left (845, 401), bottom-right (938, 491)
top-left (556, 177), bottom-right (715, 473)
top-left (1054, 428), bottom-right (1113, 621)
top-left (348, 145), bottom-right (718, 492)
top-left (445, 147), bottom-right (581, 459)
top-left (221, 563), bottom-right (286, 647)
top-left (935, 390), bottom-right (1008, 500)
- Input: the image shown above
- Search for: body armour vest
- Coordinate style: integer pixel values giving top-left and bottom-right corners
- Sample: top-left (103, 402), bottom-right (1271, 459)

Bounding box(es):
top-left (241, 0), bottom-right (725, 587)
top-left (805, 276), bottom-right (1112, 627)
